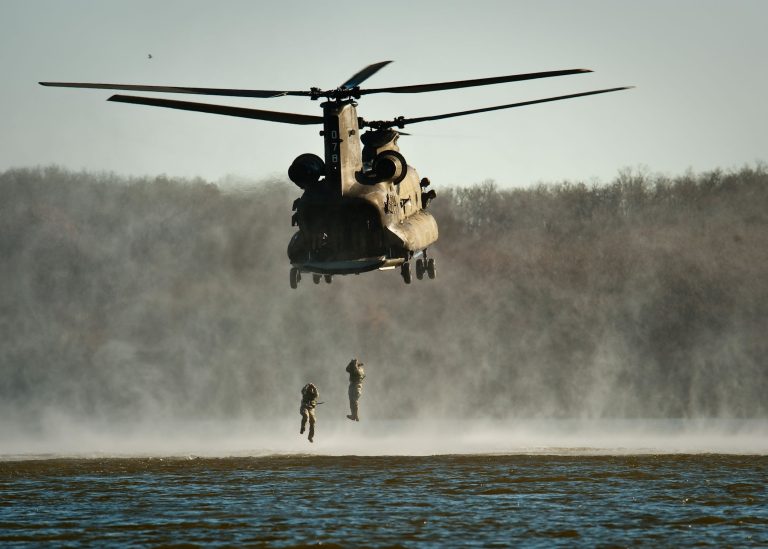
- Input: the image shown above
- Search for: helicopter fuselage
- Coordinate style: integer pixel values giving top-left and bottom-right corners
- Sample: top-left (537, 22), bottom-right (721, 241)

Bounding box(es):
top-left (287, 100), bottom-right (438, 277)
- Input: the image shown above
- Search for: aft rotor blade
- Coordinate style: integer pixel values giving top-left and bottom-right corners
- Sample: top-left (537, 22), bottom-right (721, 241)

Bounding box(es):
top-left (360, 68), bottom-right (592, 95)
top-left (340, 61), bottom-right (393, 89)
top-left (40, 81), bottom-right (310, 98)
top-left (394, 87), bottom-right (633, 126)
top-left (108, 95), bottom-right (323, 125)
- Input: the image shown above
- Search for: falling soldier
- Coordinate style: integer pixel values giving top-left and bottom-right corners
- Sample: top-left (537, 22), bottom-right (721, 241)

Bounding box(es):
top-left (345, 358), bottom-right (366, 421)
top-left (299, 383), bottom-right (319, 442)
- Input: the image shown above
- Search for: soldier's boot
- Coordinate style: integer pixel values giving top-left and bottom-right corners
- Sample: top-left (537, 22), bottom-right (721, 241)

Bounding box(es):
top-left (300, 417), bottom-right (306, 434)
top-left (308, 422), bottom-right (315, 443)
top-left (351, 402), bottom-right (360, 422)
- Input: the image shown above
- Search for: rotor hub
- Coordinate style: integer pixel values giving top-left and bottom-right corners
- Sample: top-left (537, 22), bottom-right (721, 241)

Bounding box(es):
top-left (311, 86), bottom-right (362, 101)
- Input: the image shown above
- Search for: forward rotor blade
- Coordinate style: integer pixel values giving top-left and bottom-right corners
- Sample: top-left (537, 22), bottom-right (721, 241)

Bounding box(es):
top-left (392, 87), bottom-right (633, 126)
top-left (108, 95), bottom-right (323, 125)
top-left (40, 81), bottom-right (310, 98)
top-left (340, 61), bottom-right (392, 89)
top-left (360, 68), bottom-right (592, 95)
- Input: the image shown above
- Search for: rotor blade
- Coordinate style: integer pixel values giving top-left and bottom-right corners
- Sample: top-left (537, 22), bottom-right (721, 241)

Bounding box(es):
top-left (340, 61), bottom-right (393, 89)
top-left (360, 68), bottom-right (593, 95)
top-left (390, 87), bottom-right (633, 127)
top-left (108, 95), bottom-right (323, 125)
top-left (40, 81), bottom-right (310, 98)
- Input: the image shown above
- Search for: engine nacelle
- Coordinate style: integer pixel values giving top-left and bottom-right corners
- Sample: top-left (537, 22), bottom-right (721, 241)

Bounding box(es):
top-left (288, 153), bottom-right (325, 189)
top-left (373, 150), bottom-right (407, 185)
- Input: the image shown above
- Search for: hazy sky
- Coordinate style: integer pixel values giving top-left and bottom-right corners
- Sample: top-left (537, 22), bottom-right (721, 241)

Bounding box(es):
top-left (2, 0), bottom-right (767, 188)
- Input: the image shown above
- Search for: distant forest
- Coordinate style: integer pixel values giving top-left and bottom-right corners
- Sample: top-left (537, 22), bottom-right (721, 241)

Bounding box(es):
top-left (1, 165), bottom-right (767, 421)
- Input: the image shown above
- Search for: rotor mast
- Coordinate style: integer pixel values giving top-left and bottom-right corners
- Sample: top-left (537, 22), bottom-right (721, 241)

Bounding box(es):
top-left (321, 101), bottom-right (362, 196)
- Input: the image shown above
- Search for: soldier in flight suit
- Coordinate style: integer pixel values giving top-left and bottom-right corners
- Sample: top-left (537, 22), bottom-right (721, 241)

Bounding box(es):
top-left (345, 358), bottom-right (366, 421)
top-left (299, 383), bottom-right (319, 442)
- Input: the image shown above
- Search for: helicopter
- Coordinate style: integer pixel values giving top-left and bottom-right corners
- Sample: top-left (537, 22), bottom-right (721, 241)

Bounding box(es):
top-left (40, 62), bottom-right (631, 288)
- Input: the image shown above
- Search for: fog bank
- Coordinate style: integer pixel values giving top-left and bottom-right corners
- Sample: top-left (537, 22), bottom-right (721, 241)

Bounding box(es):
top-left (2, 165), bottom-right (767, 439)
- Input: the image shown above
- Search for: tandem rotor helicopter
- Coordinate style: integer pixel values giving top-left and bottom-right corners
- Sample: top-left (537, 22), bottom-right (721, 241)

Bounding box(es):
top-left (41, 62), bottom-right (630, 288)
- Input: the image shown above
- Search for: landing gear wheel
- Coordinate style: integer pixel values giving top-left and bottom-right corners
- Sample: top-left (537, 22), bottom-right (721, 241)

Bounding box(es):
top-left (313, 274), bottom-right (321, 284)
top-left (401, 262), bottom-right (412, 284)
top-left (324, 275), bottom-right (332, 284)
top-left (415, 258), bottom-right (425, 280)
top-left (426, 258), bottom-right (436, 279)
top-left (290, 267), bottom-right (301, 289)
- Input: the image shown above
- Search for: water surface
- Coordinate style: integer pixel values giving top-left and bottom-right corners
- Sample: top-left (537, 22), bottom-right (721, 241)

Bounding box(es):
top-left (1, 454), bottom-right (766, 546)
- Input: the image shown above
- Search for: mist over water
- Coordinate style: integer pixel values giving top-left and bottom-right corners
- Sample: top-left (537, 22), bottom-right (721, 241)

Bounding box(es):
top-left (2, 419), bottom-right (767, 459)
top-left (2, 166), bottom-right (767, 456)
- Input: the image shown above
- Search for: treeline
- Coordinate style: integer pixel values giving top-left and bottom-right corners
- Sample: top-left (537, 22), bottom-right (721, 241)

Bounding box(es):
top-left (1, 165), bottom-right (767, 422)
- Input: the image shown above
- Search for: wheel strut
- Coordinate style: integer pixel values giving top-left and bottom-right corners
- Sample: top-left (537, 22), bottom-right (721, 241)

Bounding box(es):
top-left (290, 267), bottom-right (301, 289)
top-left (401, 262), bottom-right (412, 284)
